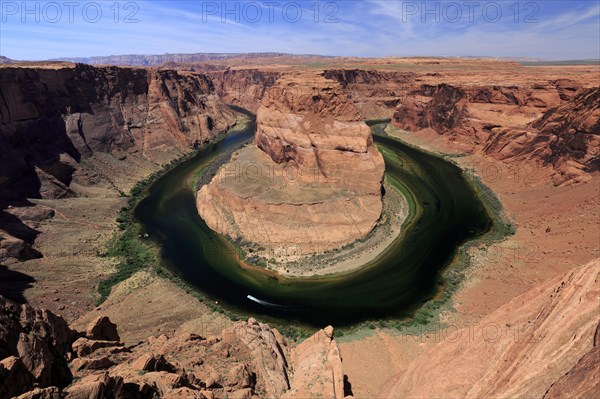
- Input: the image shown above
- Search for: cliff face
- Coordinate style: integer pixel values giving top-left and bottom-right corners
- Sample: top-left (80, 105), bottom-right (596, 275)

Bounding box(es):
top-left (207, 68), bottom-right (417, 119)
top-left (323, 69), bottom-right (417, 119)
top-left (208, 69), bottom-right (281, 112)
top-left (379, 258), bottom-right (600, 399)
top-left (531, 87), bottom-right (599, 182)
top-left (254, 73), bottom-right (384, 195)
top-left (393, 84), bottom-right (471, 135)
top-left (198, 72), bottom-right (384, 256)
top-left (0, 64), bottom-right (237, 202)
top-left (482, 86), bottom-right (599, 186)
top-left (392, 82), bottom-right (599, 185)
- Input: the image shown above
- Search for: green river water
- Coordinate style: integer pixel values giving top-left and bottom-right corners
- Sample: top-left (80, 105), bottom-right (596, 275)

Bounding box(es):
top-left (134, 114), bottom-right (492, 327)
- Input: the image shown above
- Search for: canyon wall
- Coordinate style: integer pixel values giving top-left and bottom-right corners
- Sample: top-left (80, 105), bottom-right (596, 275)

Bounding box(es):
top-left (392, 82), bottom-right (599, 185)
top-left (323, 69), bottom-right (417, 119)
top-left (0, 63), bottom-right (237, 202)
top-left (197, 72), bottom-right (384, 256)
top-left (208, 69), bottom-right (281, 112)
top-left (0, 63), bottom-right (237, 265)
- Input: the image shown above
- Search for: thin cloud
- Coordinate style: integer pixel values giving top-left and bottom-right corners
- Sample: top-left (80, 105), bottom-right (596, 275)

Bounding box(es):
top-left (0, 0), bottom-right (598, 60)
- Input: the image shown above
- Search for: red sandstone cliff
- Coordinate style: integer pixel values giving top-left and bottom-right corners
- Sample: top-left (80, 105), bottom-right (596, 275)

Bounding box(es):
top-left (0, 64), bottom-right (237, 202)
top-left (379, 258), bottom-right (600, 399)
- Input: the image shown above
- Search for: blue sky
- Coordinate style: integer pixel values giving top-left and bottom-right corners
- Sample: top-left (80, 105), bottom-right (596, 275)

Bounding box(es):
top-left (1, 0), bottom-right (599, 60)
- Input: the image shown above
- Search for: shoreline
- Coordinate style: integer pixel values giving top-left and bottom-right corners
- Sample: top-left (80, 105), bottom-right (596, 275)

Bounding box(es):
top-left (257, 180), bottom-right (411, 278)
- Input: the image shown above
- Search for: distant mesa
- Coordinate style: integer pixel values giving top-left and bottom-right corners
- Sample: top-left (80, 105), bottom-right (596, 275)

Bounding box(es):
top-left (50, 52), bottom-right (336, 67)
top-left (0, 56), bottom-right (15, 64)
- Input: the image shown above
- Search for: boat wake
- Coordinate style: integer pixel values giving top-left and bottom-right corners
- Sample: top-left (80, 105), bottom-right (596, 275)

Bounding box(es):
top-left (247, 294), bottom-right (287, 309)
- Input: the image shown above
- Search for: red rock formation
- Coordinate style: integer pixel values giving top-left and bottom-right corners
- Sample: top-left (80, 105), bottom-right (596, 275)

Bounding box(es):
top-left (85, 316), bottom-right (120, 342)
top-left (208, 68), bottom-right (281, 112)
top-left (392, 81), bottom-right (599, 185)
top-left (530, 87), bottom-right (599, 183)
top-left (393, 84), bottom-right (472, 135)
top-left (543, 322), bottom-right (600, 399)
top-left (1, 294), bottom-right (350, 399)
top-left (0, 64), bottom-right (237, 202)
top-left (0, 296), bottom-right (73, 398)
top-left (323, 69), bottom-right (417, 118)
top-left (283, 325), bottom-right (347, 399)
top-left (198, 72), bottom-right (385, 256)
top-left (480, 87), bottom-right (599, 186)
top-left (254, 73), bottom-right (384, 194)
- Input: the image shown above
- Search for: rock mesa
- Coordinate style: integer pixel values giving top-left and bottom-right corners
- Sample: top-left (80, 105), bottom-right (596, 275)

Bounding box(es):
top-left (198, 72), bottom-right (384, 256)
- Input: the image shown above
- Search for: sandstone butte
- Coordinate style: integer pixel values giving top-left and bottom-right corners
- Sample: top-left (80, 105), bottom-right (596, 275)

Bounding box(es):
top-left (197, 72), bottom-right (385, 256)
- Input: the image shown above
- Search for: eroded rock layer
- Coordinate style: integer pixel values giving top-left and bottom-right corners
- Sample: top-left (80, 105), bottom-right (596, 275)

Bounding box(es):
top-left (198, 72), bottom-right (384, 256)
top-left (0, 63), bottom-right (237, 202)
top-left (392, 83), bottom-right (599, 185)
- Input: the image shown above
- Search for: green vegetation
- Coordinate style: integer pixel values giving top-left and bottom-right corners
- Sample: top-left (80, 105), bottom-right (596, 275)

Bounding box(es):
top-left (96, 124), bottom-right (247, 305)
top-left (97, 168), bottom-right (176, 304)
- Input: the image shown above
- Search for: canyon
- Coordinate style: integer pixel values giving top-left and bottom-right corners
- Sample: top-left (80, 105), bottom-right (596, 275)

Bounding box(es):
top-left (1, 56), bottom-right (599, 398)
top-left (0, 63), bottom-right (237, 267)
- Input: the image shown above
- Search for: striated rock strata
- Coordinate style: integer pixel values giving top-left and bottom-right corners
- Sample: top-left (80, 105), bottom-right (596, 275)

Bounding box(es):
top-left (392, 83), bottom-right (599, 185)
top-left (197, 72), bottom-right (385, 256)
top-left (0, 63), bottom-right (237, 202)
top-left (0, 63), bottom-right (237, 264)
top-left (208, 69), bottom-right (281, 112)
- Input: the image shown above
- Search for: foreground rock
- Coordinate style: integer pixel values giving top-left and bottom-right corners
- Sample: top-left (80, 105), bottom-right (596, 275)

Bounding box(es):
top-left (379, 258), bottom-right (600, 399)
top-left (283, 325), bottom-right (348, 399)
top-left (1, 295), bottom-right (349, 399)
top-left (0, 296), bottom-right (73, 398)
top-left (198, 72), bottom-right (385, 257)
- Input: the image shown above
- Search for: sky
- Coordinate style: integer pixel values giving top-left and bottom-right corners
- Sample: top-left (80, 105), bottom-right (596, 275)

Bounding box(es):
top-left (0, 0), bottom-right (599, 60)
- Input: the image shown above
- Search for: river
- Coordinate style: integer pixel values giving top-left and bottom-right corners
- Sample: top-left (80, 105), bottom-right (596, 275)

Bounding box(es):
top-left (134, 114), bottom-right (492, 327)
